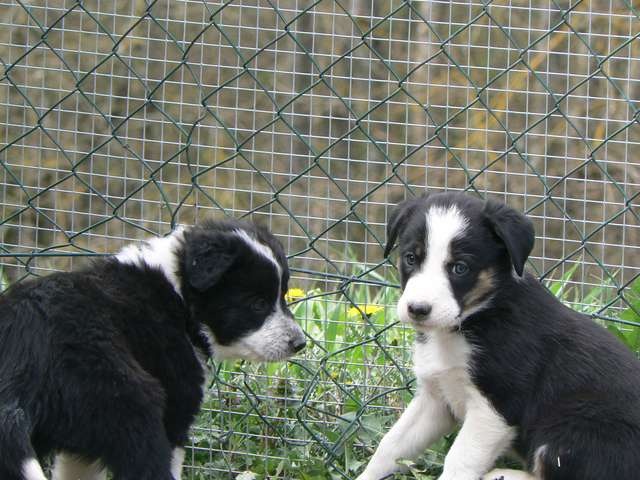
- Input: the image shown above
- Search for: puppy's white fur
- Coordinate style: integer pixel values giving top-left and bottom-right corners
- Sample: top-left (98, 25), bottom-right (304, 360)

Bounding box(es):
top-left (233, 229), bottom-right (282, 275)
top-left (50, 439), bottom-right (186, 480)
top-left (51, 453), bottom-right (106, 480)
top-left (116, 228), bottom-right (185, 296)
top-left (358, 206), bottom-right (515, 480)
top-left (171, 447), bottom-right (185, 479)
top-left (532, 444), bottom-right (548, 477)
top-left (22, 458), bottom-right (47, 480)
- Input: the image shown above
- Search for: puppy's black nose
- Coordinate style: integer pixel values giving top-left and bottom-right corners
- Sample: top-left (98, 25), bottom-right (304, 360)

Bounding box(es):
top-left (290, 338), bottom-right (306, 353)
top-left (407, 302), bottom-right (432, 319)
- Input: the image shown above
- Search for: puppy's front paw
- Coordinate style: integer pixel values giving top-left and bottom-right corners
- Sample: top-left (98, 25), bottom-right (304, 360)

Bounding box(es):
top-left (355, 471), bottom-right (382, 480)
top-left (438, 471), bottom-right (478, 480)
top-left (355, 474), bottom-right (383, 480)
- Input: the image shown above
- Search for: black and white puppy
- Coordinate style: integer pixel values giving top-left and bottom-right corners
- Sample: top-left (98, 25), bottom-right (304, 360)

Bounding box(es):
top-left (0, 219), bottom-right (306, 480)
top-left (357, 192), bottom-right (640, 480)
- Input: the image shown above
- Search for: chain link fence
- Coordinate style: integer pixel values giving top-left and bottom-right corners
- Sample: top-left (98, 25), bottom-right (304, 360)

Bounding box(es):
top-left (1, 0), bottom-right (639, 478)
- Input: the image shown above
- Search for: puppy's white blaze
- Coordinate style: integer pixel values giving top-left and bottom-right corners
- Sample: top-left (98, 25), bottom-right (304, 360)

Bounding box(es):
top-left (233, 229), bottom-right (282, 277)
top-left (22, 458), bottom-right (47, 480)
top-left (115, 227), bottom-right (185, 297)
top-left (398, 205), bottom-right (468, 329)
top-left (171, 447), bottom-right (186, 479)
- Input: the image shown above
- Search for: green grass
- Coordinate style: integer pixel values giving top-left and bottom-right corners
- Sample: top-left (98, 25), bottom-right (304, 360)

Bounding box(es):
top-left (186, 272), bottom-right (640, 479)
top-left (546, 268), bottom-right (640, 355)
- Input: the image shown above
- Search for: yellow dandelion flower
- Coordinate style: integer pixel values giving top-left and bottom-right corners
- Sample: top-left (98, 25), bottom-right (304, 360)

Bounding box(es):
top-left (348, 304), bottom-right (383, 318)
top-left (285, 288), bottom-right (306, 303)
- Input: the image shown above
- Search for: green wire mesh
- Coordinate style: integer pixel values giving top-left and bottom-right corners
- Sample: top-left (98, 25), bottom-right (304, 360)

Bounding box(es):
top-left (1, 1), bottom-right (639, 479)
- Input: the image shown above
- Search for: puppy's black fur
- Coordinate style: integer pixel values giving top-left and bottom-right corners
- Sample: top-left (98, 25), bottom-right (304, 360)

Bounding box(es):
top-left (386, 192), bottom-right (640, 479)
top-left (0, 219), bottom-right (304, 480)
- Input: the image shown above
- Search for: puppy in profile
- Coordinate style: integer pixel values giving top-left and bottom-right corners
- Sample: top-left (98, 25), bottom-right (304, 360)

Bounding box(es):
top-left (0, 219), bottom-right (306, 480)
top-left (357, 192), bottom-right (640, 480)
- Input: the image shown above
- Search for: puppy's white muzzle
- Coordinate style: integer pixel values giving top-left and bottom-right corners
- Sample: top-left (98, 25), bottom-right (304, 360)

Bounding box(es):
top-left (398, 272), bottom-right (461, 330)
top-left (213, 308), bottom-right (306, 362)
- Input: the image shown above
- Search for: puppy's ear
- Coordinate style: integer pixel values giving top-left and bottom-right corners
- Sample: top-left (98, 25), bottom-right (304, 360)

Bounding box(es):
top-left (483, 199), bottom-right (535, 277)
top-left (384, 195), bottom-right (426, 258)
top-left (184, 231), bottom-right (239, 291)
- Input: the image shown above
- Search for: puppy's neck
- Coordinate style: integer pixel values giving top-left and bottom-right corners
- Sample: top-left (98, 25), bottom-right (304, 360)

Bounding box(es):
top-left (115, 227), bottom-right (185, 297)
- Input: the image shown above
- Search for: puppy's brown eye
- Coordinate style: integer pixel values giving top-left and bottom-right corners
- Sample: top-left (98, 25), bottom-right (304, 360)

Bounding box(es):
top-left (404, 253), bottom-right (416, 266)
top-left (252, 298), bottom-right (271, 313)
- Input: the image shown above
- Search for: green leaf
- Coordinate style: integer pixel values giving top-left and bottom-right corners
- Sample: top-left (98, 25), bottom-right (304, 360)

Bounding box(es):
top-left (344, 395), bottom-right (361, 413)
top-left (547, 264), bottom-right (578, 298)
top-left (630, 277), bottom-right (640, 298)
top-left (619, 300), bottom-right (640, 323)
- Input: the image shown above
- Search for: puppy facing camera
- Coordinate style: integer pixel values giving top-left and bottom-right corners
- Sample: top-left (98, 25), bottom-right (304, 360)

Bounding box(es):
top-left (358, 191), bottom-right (640, 480)
top-left (0, 219), bottom-right (305, 480)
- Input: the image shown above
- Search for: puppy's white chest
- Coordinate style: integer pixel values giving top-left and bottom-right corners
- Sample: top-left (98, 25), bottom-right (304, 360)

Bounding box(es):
top-left (413, 331), bottom-right (474, 420)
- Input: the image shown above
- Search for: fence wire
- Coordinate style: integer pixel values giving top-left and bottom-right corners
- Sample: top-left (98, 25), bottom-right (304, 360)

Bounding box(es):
top-left (1, 1), bottom-right (639, 479)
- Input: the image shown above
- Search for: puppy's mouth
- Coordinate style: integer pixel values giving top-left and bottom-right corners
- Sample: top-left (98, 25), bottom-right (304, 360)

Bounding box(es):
top-left (408, 318), bottom-right (435, 331)
top-left (212, 325), bottom-right (306, 363)
top-left (213, 342), bottom-right (300, 363)
top-left (401, 310), bottom-right (462, 331)
top-left (240, 344), bottom-right (303, 362)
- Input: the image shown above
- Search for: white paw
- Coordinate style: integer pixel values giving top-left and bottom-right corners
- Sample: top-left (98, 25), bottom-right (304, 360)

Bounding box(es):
top-left (438, 471), bottom-right (478, 480)
top-left (356, 469), bottom-right (402, 480)
top-left (355, 474), bottom-right (377, 480)
top-left (481, 468), bottom-right (536, 480)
